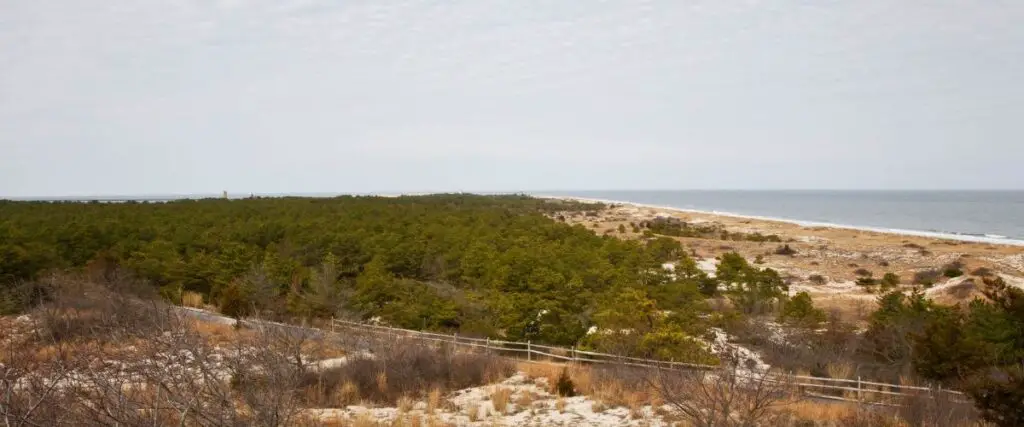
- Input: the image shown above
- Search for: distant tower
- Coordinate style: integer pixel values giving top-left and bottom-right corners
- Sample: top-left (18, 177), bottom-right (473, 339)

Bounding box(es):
top-left (222, 190), bottom-right (228, 200)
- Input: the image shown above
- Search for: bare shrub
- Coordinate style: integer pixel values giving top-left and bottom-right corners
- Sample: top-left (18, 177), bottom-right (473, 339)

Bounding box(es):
top-left (808, 275), bottom-right (827, 285)
top-left (305, 339), bottom-right (512, 406)
top-left (646, 359), bottom-right (796, 427)
top-left (30, 276), bottom-right (171, 344)
top-left (774, 245), bottom-right (798, 256)
top-left (898, 388), bottom-right (979, 427)
top-left (1, 275), bottom-right (329, 427)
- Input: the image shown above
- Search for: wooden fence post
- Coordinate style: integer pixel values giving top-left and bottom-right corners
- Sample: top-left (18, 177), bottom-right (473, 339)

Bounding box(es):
top-left (857, 376), bottom-right (862, 402)
top-left (528, 341), bottom-right (532, 361)
top-left (330, 317), bottom-right (334, 333)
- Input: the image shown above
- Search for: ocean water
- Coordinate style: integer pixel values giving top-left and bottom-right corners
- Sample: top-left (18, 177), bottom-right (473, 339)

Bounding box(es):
top-left (546, 190), bottom-right (1024, 245)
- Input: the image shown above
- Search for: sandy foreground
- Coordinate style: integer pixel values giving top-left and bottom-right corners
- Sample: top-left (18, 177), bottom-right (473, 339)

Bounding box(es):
top-left (542, 196), bottom-right (1024, 317)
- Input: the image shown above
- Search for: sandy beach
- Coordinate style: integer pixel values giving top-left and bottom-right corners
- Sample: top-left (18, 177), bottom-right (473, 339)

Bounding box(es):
top-left (543, 196), bottom-right (1024, 319)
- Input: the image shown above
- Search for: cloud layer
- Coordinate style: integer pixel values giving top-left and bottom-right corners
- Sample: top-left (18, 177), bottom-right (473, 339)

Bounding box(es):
top-left (2, 1), bottom-right (1022, 196)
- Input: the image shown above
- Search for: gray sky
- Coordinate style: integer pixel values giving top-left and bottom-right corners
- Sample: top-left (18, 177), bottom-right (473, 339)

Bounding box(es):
top-left (2, 1), bottom-right (1023, 197)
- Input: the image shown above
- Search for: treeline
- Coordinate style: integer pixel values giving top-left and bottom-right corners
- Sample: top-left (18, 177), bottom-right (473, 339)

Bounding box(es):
top-left (1, 195), bottom-right (751, 361)
top-left (864, 277), bottom-right (1024, 425)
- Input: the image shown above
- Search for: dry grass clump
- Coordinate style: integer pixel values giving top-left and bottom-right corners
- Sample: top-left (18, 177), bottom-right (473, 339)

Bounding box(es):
top-left (376, 372), bottom-right (389, 395)
top-left (826, 361), bottom-right (853, 380)
top-left (778, 400), bottom-right (857, 422)
top-left (426, 387), bottom-right (442, 415)
top-left (466, 403), bottom-right (481, 422)
top-left (517, 362), bottom-right (563, 393)
top-left (350, 412), bottom-right (379, 427)
top-left (515, 391), bottom-right (535, 408)
top-left (490, 387), bottom-right (512, 414)
top-left (182, 291), bottom-right (205, 308)
top-left (301, 342), bottom-right (513, 407)
top-left (302, 339), bottom-right (348, 359)
top-left (188, 318), bottom-right (248, 345)
top-left (589, 365), bottom-right (658, 408)
top-left (396, 395), bottom-right (415, 413)
top-left (333, 381), bottom-right (361, 406)
top-left (518, 362), bottom-right (656, 409)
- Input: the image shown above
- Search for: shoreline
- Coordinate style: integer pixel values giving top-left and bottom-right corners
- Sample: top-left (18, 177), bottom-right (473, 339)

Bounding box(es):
top-left (535, 194), bottom-right (1024, 247)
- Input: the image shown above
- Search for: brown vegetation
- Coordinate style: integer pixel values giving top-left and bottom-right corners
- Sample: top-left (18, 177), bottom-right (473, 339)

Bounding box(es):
top-left (0, 275), bottom-right (510, 427)
top-left (646, 359), bottom-right (797, 427)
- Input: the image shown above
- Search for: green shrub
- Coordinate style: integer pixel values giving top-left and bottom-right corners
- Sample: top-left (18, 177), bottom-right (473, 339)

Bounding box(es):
top-left (779, 291), bottom-right (826, 328)
top-left (913, 269), bottom-right (941, 286)
top-left (944, 268), bottom-right (964, 278)
top-left (881, 272), bottom-right (901, 287)
top-left (856, 277), bottom-right (877, 287)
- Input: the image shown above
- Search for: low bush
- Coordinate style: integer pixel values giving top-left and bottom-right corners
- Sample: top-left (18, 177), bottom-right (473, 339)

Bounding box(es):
top-left (774, 245), bottom-right (798, 256)
top-left (556, 368), bottom-right (576, 397)
top-left (913, 269), bottom-right (941, 286)
top-left (808, 275), bottom-right (827, 285)
top-left (943, 268), bottom-right (964, 278)
top-left (899, 388), bottom-right (980, 427)
top-left (856, 277), bottom-right (877, 287)
top-left (970, 267), bottom-right (994, 277)
top-left (854, 268), bottom-right (873, 277)
top-left (881, 273), bottom-right (900, 287)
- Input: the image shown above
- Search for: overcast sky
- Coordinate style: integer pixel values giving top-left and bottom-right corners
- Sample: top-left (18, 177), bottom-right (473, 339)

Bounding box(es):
top-left (2, 1), bottom-right (1022, 197)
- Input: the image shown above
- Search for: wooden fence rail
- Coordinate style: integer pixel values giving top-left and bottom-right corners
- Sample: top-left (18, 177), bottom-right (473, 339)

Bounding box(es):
top-left (328, 318), bottom-right (964, 406)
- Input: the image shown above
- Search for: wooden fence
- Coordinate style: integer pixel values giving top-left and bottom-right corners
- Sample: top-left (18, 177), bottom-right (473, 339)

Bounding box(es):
top-left (329, 318), bottom-right (965, 406)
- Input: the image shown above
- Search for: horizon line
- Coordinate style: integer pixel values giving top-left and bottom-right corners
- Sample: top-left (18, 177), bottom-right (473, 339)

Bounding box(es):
top-left (4, 188), bottom-right (1024, 201)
